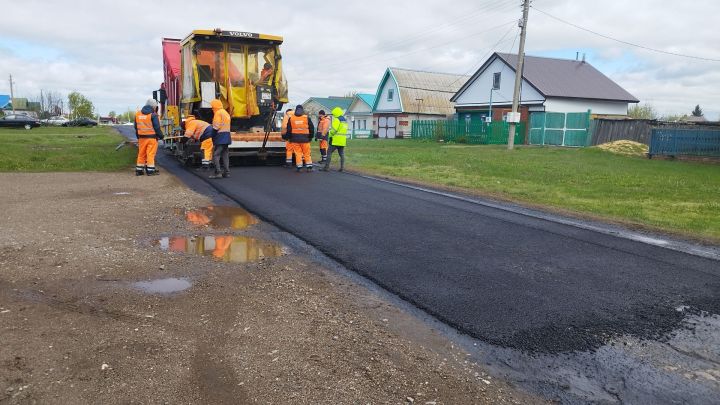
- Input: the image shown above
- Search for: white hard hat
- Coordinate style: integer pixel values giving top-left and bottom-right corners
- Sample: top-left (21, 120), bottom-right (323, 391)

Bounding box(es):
top-left (146, 99), bottom-right (158, 108)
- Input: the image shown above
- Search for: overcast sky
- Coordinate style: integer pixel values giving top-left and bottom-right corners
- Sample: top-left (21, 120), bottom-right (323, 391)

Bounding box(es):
top-left (2, 0), bottom-right (718, 120)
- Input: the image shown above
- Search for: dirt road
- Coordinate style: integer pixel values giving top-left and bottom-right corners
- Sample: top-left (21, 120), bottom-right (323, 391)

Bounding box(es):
top-left (0, 172), bottom-right (536, 404)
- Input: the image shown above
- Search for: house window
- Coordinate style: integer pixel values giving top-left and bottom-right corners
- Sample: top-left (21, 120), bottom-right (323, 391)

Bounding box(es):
top-left (387, 88), bottom-right (394, 102)
top-left (358, 120), bottom-right (366, 130)
top-left (493, 72), bottom-right (501, 90)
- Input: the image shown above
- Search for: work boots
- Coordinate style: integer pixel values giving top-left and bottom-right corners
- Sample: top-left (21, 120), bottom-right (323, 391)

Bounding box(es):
top-left (135, 168), bottom-right (145, 176)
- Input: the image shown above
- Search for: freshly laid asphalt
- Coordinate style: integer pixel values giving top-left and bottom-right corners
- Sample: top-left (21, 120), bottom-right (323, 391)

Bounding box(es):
top-left (115, 127), bottom-right (719, 354)
top-left (168, 163), bottom-right (720, 353)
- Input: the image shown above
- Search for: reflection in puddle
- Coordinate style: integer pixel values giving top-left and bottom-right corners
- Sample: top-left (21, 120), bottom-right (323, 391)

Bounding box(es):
top-left (132, 278), bottom-right (192, 294)
top-left (154, 235), bottom-right (283, 263)
top-left (181, 206), bottom-right (259, 230)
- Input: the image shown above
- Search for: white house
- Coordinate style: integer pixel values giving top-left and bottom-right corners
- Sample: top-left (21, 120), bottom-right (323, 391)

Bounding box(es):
top-left (346, 93), bottom-right (375, 138)
top-left (451, 53), bottom-right (639, 124)
top-left (372, 67), bottom-right (469, 138)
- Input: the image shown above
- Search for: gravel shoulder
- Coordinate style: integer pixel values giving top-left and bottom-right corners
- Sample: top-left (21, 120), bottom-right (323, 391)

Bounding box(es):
top-left (0, 172), bottom-right (539, 404)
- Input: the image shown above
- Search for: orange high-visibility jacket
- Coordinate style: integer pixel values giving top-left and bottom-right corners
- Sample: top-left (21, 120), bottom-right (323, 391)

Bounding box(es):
top-left (135, 112), bottom-right (156, 137)
top-left (280, 112), bottom-right (294, 136)
top-left (287, 114), bottom-right (314, 143)
top-left (212, 109), bottom-right (231, 133)
top-left (185, 119), bottom-right (211, 140)
top-left (317, 115), bottom-right (330, 139)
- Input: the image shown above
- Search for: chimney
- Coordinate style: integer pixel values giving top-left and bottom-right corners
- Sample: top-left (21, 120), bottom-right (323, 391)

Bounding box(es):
top-left (582, 53), bottom-right (586, 63)
top-left (576, 52), bottom-right (579, 61)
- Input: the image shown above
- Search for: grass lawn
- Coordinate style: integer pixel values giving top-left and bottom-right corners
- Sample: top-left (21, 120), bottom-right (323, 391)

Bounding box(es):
top-left (347, 139), bottom-right (720, 242)
top-left (0, 126), bottom-right (135, 172)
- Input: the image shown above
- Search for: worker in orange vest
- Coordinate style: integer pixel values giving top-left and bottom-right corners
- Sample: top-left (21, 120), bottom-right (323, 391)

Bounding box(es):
top-left (315, 110), bottom-right (331, 164)
top-left (199, 99), bottom-right (232, 179)
top-left (134, 99), bottom-right (164, 176)
top-left (183, 115), bottom-right (214, 170)
top-left (280, 108), bottom-right (294, 167)
top-left (286, 105), bottom-right (315, 172)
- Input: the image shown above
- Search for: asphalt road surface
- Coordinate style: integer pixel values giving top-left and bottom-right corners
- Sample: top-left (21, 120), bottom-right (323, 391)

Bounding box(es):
top-left (165, 164), bottom-right (719, 353)
top-left (116, 127), bottom-right (720, 401)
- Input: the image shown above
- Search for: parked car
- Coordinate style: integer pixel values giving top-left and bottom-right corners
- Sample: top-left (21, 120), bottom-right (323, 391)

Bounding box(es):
top-left (0, 114), bottom-right (41, 130)
top-left (42, 116), bottom-right (70, 126)
top-left (62, 117), bottom-right (98, 127)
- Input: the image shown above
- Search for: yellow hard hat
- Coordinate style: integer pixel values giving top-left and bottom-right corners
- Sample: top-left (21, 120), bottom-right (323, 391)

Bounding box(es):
top-left (331, 107), bottom-right (344, 117)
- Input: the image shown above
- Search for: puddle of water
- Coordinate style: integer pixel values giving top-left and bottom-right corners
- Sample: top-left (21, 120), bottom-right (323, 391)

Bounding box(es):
top-left (154, 235), bottom-right (283, 263)
top-left (180, 206), bottom-right (259, 230)
top-left (132, 278), bottom-right (192, 294)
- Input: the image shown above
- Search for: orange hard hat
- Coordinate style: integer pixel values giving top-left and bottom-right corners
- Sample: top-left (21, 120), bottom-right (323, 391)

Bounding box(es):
top-left (185, 115), bottom-right (195, 122)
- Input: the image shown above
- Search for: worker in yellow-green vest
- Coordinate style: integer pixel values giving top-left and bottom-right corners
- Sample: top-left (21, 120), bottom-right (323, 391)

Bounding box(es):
top-left (321, 107), bottom-right (348, 172)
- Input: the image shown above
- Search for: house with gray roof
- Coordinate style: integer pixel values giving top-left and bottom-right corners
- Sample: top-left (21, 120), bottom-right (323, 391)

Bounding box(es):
top-left (301, 96), bottom-right (354, 126)
top-left (451, 53), bottom-right (639, 124)
top-left (372, 67), bottom-right (469, 138)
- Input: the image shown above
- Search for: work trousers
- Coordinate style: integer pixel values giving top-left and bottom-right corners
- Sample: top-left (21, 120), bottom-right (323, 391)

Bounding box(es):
top-left (285, 142), bottom-right (293, 165)
top-left (136, 138), bottom-right (158, 170)
top-left (201, 139), bottom-right (213, 167)
top-left (319, 139), bottom-right (328, 161)
top-left (213, 144), bottom-right (230, 174)
top-left (291, 143), bottom-right (312, 168)
top-left (325, 145), bottom-right (345, 170)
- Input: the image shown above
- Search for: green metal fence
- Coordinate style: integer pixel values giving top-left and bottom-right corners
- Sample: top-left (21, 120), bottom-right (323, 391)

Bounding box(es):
top-left (411, 120), bottom-right (525, 145)
top-left (529, 111), bottom-right (592, 147)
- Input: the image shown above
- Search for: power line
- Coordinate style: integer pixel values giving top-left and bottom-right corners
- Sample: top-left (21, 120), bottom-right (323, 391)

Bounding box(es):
top-left (445, 25), bottom-right (518, 89)
top-left (303, 1), bottom-right (518, 72)
top-left (373, 0), bottom-right (517, 52)
top-left (533, 7), bottom-right (720, 63)
top-left (314, 20), bottom-right (518, 74)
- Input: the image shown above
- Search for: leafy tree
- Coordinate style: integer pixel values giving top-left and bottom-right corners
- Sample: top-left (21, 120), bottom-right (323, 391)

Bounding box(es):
top-left (661, 113), bottom-right (688, 122)
top-left (628, 104), bottom-right (658, 120)
top-left (108, 111), bottom-right (117, 118)
top-left (119, 109), bottom-right (137, 123)
top-left (691, 105), bottom-right (703, 117)
top-left (68, 92), bottom-right (95, 119)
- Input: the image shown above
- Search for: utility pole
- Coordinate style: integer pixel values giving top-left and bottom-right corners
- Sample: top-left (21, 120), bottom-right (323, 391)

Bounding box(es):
top-left (507, 0), bottom-right (530, 150)
top-left (8, 74), bottom-right (16, 114)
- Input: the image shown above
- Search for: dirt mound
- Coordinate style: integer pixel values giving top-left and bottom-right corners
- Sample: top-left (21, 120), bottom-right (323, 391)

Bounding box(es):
top-left (594, 140), bottom-right (648, 157)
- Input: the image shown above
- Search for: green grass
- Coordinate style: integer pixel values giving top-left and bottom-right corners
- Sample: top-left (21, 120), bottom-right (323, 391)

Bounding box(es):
top-left (347, 139), bottom-right (720, 241)
top-left (0, 126), bottom-right (136, 172)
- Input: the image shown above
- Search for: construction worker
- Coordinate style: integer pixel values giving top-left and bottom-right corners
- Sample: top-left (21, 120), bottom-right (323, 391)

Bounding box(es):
top-left (199, 99), bottom-right (232, 179)
top-left (280, 108), bottom-right (294, 167)
top-left (286, 105), bottom-right (315, 172)
top-left (315, 110), bottom-right (330, 163)
top-left (183, 115), bottom-right (214, 170)
top-left (322, 107), bottom-right (349, 172)
top-left (134, 99), bottom-right (164, 176)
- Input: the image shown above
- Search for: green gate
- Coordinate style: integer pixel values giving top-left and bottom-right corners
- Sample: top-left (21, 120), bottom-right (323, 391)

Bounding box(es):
top-left (529, 110), bottom-right (592, 147)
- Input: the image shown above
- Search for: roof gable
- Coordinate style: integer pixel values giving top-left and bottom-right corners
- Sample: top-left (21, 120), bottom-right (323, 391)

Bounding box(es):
top-left (373, 67), bottom-right (469, 114)
top-left (357, 93), bottom-right (376, 108)
top-left (453, 53), bottom-right (638, 103)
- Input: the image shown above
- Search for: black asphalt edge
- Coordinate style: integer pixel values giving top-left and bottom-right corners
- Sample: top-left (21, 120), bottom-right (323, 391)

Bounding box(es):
top-left (347, 172), bottom-right (720, 262)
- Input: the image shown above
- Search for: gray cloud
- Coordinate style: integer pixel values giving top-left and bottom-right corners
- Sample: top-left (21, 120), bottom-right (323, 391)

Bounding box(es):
top-left (1, 0), bottom-right (718, 119)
